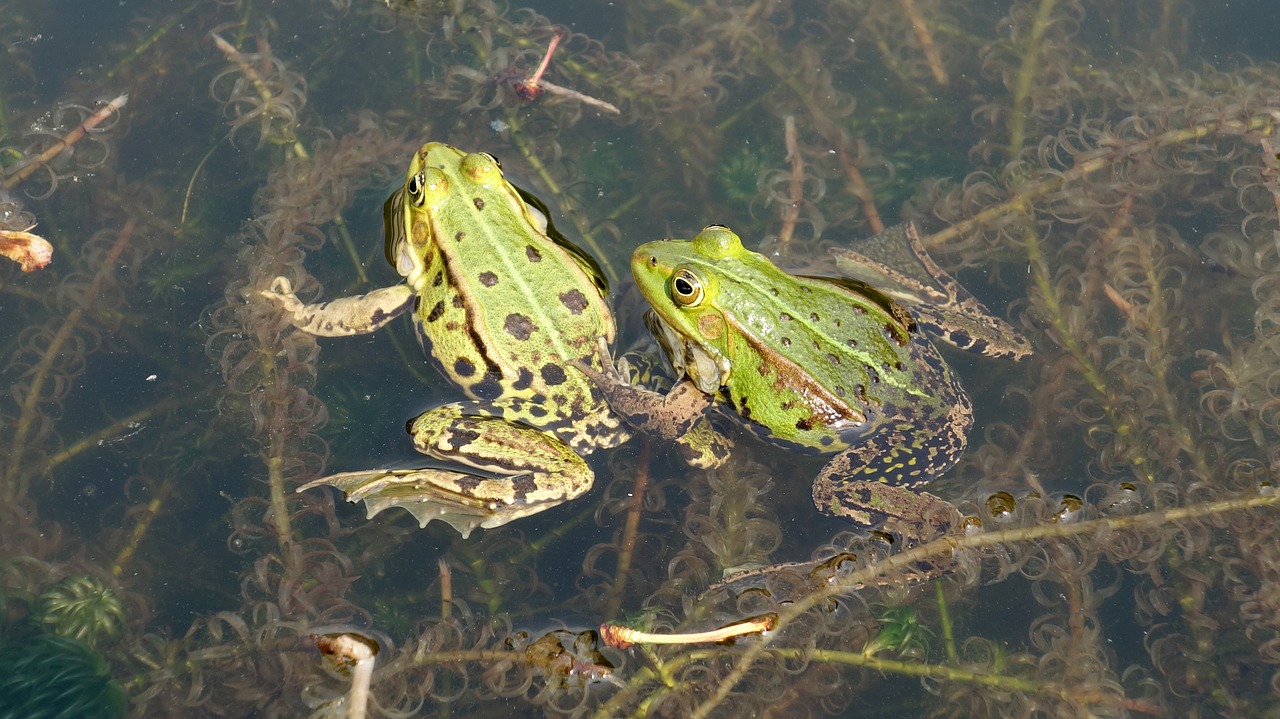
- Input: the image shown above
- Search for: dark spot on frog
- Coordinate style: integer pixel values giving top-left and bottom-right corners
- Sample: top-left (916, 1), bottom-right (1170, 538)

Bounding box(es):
top-left (835, 385), bottom-right (847, 397)
top-left (505, 313), bottom-right (536, 341)
top-left (834, 318), bottom-right (842, 327)
top-left (427, 300), bottom-right (446, 322)
top-left (541, 364), bottom-right (567, 386)
top-left (512, 367), bottom-right (534, 390)
top-left (432, 271), bottom-right (444, 287)
top-left (852, 306), bottom-right (867, 315)
top-left (780, 312), bottom-right (792, 322)
top-left (795, 416), bottom-right (814, 431)
top-left (449, 425), bottom-right (481, 447)
top-left (511, 474), bottom-right (538, 501)
top-left (846, 338), bottom-right (858, 348)
top-left (781, 337), bottom-right (791, 346)
top-left (820, 435), bottom-right (834, 447)
top-left (881, 402), bottom-right (897, 418)
top-left (479, 271), bottom-right (499, 287)
top-left (472, 370), bottom-right (504, 400)
top-left (371, 308), bottom-right (388, 326)
top-left (533, 394), bottom-right (547, 404)
top-left (526, 245), bottom-right (543, 262)
top-left (769, 287), bottom-right (779, 296)
top-left (453, 357), bottom-right (476, 377)
top-left (455, 230), bottom-right (466, 242)
top-left (559, 288), bottom-right (589, 314)
top-left (828, 353), bottom-right (840, 365)
top-left (950, 328), bottom-right (973, 347)
top-left (472, 197), bottom-right (485, 211)
top-left (810, 312), bottom-right (820, 322)
top-left (528, 405), bottom-right (549, 418)
top-left (452, 296), bottom-right (464, 308)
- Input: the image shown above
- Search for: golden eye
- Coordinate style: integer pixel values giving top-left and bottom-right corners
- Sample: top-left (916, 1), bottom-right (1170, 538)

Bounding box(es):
top-left (670, 267), bottom-right (704, 307)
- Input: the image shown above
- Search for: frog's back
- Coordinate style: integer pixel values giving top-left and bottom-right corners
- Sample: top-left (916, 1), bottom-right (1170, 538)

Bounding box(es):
top-left (401, 146), bottom-right (615, 427)
top-left (717, 259), bottom-right (946, 447)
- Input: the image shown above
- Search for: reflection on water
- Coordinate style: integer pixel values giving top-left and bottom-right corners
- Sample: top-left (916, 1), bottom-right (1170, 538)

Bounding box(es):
top-left (2, 0), bottom-right (1280, 716)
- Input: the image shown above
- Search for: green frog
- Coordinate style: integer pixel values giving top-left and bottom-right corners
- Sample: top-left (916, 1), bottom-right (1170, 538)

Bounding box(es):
top-left (262, 142), bottom-right (684, 538)
top-left (580, 224), bottom-right (1028, 538)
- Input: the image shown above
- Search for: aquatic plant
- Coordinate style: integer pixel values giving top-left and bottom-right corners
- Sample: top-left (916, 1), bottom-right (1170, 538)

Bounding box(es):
top-left (0, 634), bottom-right (126, 719)
top-left (34, 575), bottom-right (126, 650)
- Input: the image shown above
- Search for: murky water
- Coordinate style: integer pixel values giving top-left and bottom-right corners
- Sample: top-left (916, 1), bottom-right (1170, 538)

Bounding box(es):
top-left (2, 1), bottom-right (1280, 716)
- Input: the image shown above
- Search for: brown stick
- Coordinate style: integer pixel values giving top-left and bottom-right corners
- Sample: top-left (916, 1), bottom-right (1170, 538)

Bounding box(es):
top-left (898, 0), bottom-right (949, 87)
top-left (778, 116), bottom-right (804, 247)
top-left (605, 439), bottom-right (651, 619)
top-left (3, 94), bottom-right (128, 190)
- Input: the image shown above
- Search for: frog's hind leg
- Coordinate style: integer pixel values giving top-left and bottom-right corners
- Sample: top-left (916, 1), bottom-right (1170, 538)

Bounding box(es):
top-left (811, 401), bottom-right (970, 540)
top-left (299, 403), bottom-right (593, 538)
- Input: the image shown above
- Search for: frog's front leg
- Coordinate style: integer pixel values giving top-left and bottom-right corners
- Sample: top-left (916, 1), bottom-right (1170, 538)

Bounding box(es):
top-left (299, 402), bottom-right (593, 538)
top-left (811, 404), bottom-right (970, 540)
top-left (260, 276), bottom-right (415, 337)
top-left (574, 343), bottom-right (729, 469)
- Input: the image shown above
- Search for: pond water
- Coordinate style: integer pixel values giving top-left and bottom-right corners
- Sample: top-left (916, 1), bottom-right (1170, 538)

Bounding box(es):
top-left (2, 0), bottom-right (1280, 716)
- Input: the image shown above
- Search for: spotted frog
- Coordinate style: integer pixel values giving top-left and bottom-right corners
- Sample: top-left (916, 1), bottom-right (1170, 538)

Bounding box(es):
top-left (262, 143), bottom-right (650, 538)
top-left (581, 224), bottom-right (1028, 538)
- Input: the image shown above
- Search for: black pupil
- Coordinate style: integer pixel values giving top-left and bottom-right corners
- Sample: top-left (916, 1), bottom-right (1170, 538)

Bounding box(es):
top-left (409, 173), bottom-right (423, 195)
top-left (674, 277), bottom-right (694, 296)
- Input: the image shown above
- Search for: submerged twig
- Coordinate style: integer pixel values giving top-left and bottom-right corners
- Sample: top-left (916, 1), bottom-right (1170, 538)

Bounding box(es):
top-left (600, 614), bottom-right (776, 649)
top-left (777, 116), bottom-right (804, 248)
top-left (897, 0), bottom-right (949, 86)
top-left (505, 28), bottom-right (619, 114)
top-left (605, 439), bottom-right (651, 620)
top-left (2, 94), bottom-right (127, 191)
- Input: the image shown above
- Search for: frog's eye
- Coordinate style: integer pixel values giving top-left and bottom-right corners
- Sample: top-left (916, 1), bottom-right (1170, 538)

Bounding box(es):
top-left (670, 267), bottom-right (704, 307)
top-left (407, 172), bottom-right (427, 205)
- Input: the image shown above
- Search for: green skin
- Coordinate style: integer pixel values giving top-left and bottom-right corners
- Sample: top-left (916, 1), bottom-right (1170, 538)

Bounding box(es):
top-left (264, 143), bottom-right (636, 538)
top-left (584, 225), bottom-right (975, 536)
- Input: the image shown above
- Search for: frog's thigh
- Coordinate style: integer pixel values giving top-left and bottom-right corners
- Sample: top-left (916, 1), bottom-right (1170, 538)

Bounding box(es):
top-left (592, 376), bottom-right (726, 468)
top-left (410, 403), bottom-right (594, 504)
top-left (261, 277), bottom-right (414, 337)
top-left (812, 412), bottom-right (968, 536)
top-left (590, 373), bottom-right (708, 435)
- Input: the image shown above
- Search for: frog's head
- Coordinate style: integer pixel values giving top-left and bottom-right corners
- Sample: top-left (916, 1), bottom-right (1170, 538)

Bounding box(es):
top-left (632, 225), bottom-right (747, 392)
top-left (383, 143), bottom-right (463, 282)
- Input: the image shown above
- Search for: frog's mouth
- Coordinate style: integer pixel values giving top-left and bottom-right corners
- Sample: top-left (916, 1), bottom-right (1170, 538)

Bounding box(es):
top-left (644, 309), bottom-right (726, 394)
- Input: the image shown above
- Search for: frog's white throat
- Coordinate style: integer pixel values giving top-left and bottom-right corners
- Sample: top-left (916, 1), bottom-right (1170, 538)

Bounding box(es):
top-left (645, 310), bottom-right (727, 394)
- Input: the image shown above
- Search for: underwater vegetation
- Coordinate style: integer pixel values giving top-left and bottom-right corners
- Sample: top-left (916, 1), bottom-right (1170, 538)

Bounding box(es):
top-left (3, 0), bottom-right (1280, 716)
top-left (0, 634), bottom-right (126, 719)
